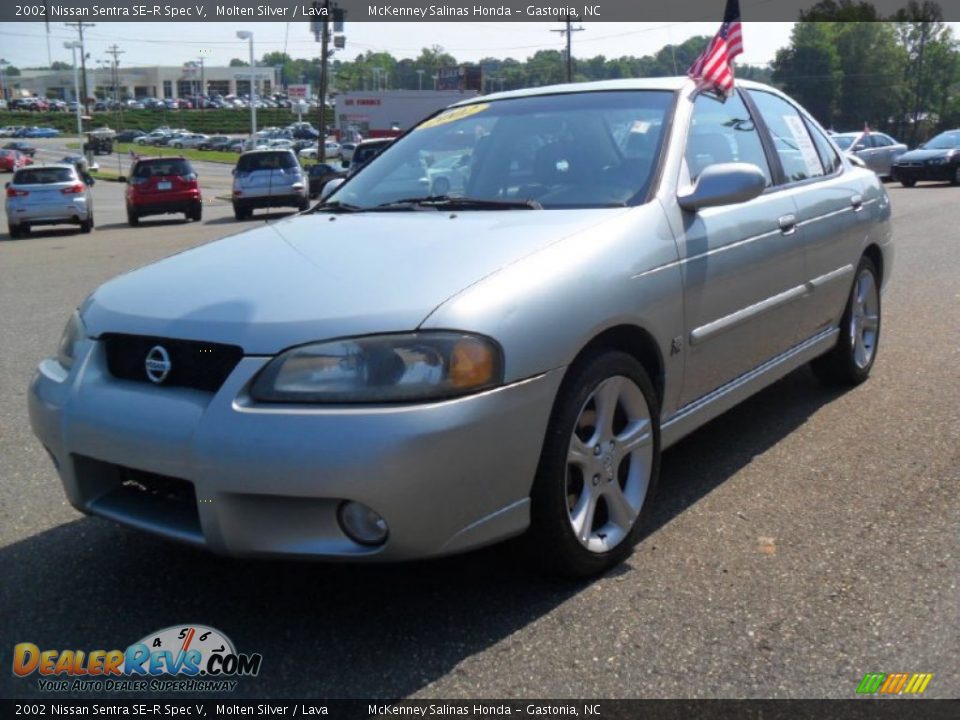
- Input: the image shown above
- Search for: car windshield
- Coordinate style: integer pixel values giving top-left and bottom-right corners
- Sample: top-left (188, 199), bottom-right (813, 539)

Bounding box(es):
top-left (236, 152), bottom-right (298, 172)
top-left (134, 159), bottom-right (193, 177)
top-left (923, 131), bottom-right (960, 149)
top-left (330, 90), bottom-right (673, 210)
top-left (14, 167), bottom-right (75, 184)
top-left (833, 135), bottom-right (857, 150)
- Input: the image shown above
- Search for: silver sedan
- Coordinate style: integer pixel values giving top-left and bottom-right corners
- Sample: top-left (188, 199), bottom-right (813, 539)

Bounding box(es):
top-left (833, 131), bottom-right (907, 178)
top-left (28, 78), bottom-right (892, 577)
top-left (6, 164), bottom-right (94, 238)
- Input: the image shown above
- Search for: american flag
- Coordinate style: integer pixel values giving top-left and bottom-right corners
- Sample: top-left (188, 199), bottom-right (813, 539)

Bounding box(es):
top-left (687, 0), bottom-right (744, 97)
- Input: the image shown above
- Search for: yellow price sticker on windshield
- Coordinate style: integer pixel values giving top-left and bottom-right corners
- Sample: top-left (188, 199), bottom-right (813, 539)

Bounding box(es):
top-left (416, 103), bottom-right (490, 131)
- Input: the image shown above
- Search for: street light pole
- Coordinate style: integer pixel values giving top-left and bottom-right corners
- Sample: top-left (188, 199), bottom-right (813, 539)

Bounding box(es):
top-left (416, 69), bottom-right (424, 91)
top-left (236, 31), bottom-right (256, 140)
top-left (0, 58), bottom-right (9, 103)
top-left (64, 41), bottom-right (83, 158)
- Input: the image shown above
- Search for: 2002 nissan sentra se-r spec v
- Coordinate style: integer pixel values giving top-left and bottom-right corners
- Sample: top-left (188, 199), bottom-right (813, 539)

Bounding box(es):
top-left (29, 78), bottom-right (893, 577)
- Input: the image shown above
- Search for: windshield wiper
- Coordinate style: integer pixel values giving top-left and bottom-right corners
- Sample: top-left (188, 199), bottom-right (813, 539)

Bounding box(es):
top-left (309, 200), bottom-right (364, 214)
top-left (373, 195), bottom-right (543, 211)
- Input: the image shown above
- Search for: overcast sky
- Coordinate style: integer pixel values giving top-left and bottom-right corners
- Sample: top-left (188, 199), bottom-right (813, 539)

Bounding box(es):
top-left (3, 22), bottom-right (800, 70)
top-left (4, 21), bottom-right (958, 73)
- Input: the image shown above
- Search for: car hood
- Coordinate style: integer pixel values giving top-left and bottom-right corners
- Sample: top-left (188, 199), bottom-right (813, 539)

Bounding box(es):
top-left (896, 148), bottom-right (957, 162)
top-left (82, 209), bottom-right (624, 354)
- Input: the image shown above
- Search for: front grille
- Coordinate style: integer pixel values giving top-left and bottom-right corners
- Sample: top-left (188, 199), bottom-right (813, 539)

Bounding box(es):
top-left (102, 333), bottom-right (243, 393)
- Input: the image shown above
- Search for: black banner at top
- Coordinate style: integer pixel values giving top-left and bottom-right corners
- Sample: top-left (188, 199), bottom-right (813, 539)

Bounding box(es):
top-left (4, 0), bottom-right (960, 22)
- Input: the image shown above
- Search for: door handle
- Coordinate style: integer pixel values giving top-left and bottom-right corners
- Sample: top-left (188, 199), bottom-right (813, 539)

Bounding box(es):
top-left (851, 194), bottom-right (864, 212)
top-left (778, 214), bottom-right (797, 235)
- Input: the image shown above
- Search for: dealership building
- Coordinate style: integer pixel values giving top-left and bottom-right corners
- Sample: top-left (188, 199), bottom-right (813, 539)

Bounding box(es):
top-left (336, 90), bottom-right (480, 137)
top-left (10, 64), bottom-right (279, 101)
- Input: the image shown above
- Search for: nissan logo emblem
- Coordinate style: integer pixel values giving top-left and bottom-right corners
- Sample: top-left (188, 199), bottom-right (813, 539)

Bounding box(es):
top-left (145, 345), bottom-right (172, 384)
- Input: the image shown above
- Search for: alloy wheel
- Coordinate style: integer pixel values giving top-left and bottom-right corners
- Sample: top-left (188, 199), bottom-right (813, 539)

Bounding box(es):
top-left (850, 269), bottom-right (879, 369)
top-left (565, 375), bottom-right (653, 553)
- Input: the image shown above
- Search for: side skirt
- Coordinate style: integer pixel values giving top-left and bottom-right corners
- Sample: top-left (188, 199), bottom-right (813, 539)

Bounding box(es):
top-left (661, 327), bottom-right (839, 450)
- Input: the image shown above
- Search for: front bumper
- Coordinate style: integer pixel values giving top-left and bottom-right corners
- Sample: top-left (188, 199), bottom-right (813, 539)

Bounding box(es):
top-left (893, 163), bottom-right (958, 183)
top-left (29, 339), bottom-right (561, 560)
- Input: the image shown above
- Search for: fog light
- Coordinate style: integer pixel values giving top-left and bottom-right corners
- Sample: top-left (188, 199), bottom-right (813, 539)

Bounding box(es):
top-left (338, 501), bottom-right (388, 546)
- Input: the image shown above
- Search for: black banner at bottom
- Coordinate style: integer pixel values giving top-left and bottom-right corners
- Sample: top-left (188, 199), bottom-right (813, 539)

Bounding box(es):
top-left (2, 699), bottom-right (959, 719)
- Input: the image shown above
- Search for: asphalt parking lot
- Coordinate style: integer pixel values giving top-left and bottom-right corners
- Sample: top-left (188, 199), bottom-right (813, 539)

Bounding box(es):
top-left (0, 156), bottom-right (957, 699)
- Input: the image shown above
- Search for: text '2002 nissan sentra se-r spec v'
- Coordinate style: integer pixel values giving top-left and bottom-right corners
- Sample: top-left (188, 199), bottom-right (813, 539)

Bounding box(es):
top-left (30, 78), bottom-right (892, 578)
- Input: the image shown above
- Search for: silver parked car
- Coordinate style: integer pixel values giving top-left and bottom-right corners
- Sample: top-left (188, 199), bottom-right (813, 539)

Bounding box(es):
top-left (832, 131), bottom-right (907, 179)
top-left (6, 164), bottom-right (94, 238)
top-left (231, 149), bottom-right (309, 220)
top-left (28, 79), bottom-right (892, 577)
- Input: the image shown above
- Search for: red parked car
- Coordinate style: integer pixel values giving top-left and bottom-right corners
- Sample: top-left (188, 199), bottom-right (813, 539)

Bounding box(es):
top-left (125, 156), bottom-right (202, 226)
top-left (0, 149), bottom-right (32, 172)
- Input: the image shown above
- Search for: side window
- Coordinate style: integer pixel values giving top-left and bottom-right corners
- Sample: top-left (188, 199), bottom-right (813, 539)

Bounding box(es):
top-left (873, 134), bottom-right (893, 148)
top-left (852, 135), bottom-right (871, 151)
top-left (748, 90), bottom-right (826, 183)
top-left (806, 121), bottom-right (843, 175)
top-left (686, 92), bottom-right (772, 186)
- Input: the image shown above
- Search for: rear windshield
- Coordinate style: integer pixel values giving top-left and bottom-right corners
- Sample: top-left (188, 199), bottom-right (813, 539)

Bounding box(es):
top-left (133, 159), bottom-right (193, 178)
top-left (14, 167), bottom-right (76, 184)
top-left (236, 152), bottom-right (298, 172)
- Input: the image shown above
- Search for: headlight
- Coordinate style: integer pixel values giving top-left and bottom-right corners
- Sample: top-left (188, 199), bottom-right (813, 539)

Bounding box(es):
top-left (56, 311), bottom-right (85, 370)
top-left (250, 332), bottom-right (503, 403)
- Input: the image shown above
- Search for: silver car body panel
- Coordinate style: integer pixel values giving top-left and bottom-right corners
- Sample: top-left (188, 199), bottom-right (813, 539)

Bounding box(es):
top-left (29, 77), bottom-right (894, 559)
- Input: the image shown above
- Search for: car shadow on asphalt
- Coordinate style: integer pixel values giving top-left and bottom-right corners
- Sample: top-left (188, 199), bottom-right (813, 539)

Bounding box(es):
top-left (0, 366), bottom-right (845, 699)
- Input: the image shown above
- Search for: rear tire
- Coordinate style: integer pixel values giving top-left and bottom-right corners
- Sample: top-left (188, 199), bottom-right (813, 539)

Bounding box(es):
top-left (8, 223), bottom-right (21, 239)
top-left (127, 208), bottom-right (139, 227)
top-left (951, 166), bottom-right (960, 186)
top-left (233, 202), bottom-right (250, 221)
top-left (298, 198), bottom-right (310, 212)
top-left (188, 204), bottom-right (202, 222)
top-left (811, 256), bottom-right (881, 387)
top-left (527, 350), bottom-right (661, 578)
top-left (900, 178), bottom-right (916, 188)
top-left (79, 217), bottom-right (92, 234)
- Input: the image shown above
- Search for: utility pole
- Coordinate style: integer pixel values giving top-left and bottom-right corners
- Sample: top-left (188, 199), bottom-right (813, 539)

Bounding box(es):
top-left (65, 22), bottom-right (95, 113)
top-left (106, 44), bottom-right (124, 129)
top-left (317, 0), bottom-right (331, 162)
top-left (551, 16), bottom-right (584, 83)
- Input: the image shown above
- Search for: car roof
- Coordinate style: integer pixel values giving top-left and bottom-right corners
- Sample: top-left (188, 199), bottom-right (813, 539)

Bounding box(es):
top-left (239, 148), bottom-right (296, 155)
top-left (133, 155), bottom-right (187, 163)
top-left (446, 76), bottom-right (782, 107)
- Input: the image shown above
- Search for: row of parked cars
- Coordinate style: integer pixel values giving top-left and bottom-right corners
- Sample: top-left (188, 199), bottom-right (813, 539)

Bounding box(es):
top-left (833, 128), bottom-right (960, 186)
top-left (0, 126), bottom-right (60, 138)
top-left (4, 137), bottom-right (394, 238)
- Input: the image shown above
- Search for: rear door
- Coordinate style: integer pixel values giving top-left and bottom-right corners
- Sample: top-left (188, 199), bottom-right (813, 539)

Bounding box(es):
top-left (745, 89), bottom-right (873, 340)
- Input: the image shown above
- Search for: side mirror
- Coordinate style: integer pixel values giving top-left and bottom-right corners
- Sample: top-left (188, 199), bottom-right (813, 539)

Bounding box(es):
top-left (846, 153), bottom-right (867, 169)
top-left (678, 163), bottom-right (766, 212)
top-left (320, 177), bottom-right (345, 201)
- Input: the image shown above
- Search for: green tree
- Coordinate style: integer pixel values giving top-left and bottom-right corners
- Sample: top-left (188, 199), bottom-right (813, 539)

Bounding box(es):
top-left (772, 23), bottom-right (842, 126)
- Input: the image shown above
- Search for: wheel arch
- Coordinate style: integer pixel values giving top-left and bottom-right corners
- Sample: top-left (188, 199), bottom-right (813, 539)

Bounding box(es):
top-left (563, 324), bottom-right (666, 411)
top-left (863, 243), bottom-right (884, 286)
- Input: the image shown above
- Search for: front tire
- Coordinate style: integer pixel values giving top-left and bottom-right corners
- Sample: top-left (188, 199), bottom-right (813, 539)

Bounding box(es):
top-left (900, 178), bottom-right (916, 188)
top-left (951, 166), bottom-right (960, 186)
top-left (811, 256), bottom-right (881, 386)
top-left (528, 351), bottom-right (661, 578)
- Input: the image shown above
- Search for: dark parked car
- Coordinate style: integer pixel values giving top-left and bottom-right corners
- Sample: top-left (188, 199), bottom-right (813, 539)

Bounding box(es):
top-left (347, 138), bottom-right (394, 176)
top-left (3, 142), bottom-right (37, 157)
top-left (116, 129), bottom-right (147, 143)
top-left (203, 135), bottom-right (233, 151)
top-left (306, 162), bottom-right (347, 198)
top-left (125, 156), bottom-right (202, 225)
top-left (891, 129), bottom-right (960, 187)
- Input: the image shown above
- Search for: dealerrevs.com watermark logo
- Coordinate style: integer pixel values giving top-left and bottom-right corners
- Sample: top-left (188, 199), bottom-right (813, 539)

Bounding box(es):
top-left (856, 672), bottom-right (934, 695)
top-left (12, 624), bottom-right (262, 693)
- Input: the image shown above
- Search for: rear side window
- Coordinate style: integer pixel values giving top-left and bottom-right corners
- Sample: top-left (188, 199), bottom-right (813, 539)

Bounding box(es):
top-left (748, 90), bottom-right (825, 183)
top-left (134, 159), bottom-right (193, 178)
top-left (14, 167), bottom-right (76, 184)
top-left (236, 152), bottom-right (297, 172)
top-left (353, 143), bottom-right (390, 165)
top-left (686, 92), bottom-right (772, 185)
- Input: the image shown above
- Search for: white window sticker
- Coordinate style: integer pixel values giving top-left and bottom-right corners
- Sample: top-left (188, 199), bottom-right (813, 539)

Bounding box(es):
top-left (783, 114), bottom-right (823, 178)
